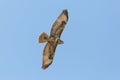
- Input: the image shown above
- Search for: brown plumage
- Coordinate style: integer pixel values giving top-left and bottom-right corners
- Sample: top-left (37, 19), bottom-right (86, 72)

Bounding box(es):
top-left (38, 9), bottom-right (68, 69)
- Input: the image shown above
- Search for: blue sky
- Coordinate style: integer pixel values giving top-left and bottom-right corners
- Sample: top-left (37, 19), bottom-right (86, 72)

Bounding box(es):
top-left (0, 0), bottom-right (120, 80)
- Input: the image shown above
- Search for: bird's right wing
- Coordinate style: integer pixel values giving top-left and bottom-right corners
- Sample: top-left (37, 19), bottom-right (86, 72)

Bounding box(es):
top-left (50, 9), bottom-right (68, 38)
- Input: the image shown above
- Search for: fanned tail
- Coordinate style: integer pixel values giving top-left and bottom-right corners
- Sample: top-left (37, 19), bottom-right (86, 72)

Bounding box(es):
top-left (38, 32), bottom-right (49, 43)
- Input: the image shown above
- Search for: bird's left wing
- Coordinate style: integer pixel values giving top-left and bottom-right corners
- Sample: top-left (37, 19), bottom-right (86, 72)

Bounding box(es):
top-left (42, 41), bottom-right (57, 69)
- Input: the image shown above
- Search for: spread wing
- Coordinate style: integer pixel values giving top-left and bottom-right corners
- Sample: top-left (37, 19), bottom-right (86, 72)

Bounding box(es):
top-left (50, 9), bottom-right (68, 38)
top-left (42, 41), bottom-right (57, 69)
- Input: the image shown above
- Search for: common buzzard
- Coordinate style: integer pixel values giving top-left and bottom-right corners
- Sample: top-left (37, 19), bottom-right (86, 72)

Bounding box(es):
top-left (38, 9), bottom-right (68, 69)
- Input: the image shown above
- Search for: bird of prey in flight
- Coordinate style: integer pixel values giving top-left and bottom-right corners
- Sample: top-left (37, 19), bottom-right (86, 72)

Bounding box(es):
top-left (38, 9), bottom-right (68, 69)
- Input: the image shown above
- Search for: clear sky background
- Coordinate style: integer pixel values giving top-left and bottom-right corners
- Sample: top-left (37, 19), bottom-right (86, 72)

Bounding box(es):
top-left (0, 0), bottom-right (120, 80)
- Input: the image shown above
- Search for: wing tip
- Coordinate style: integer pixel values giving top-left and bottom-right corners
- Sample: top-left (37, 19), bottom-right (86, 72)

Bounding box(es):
top-left (63, 9), bottom-right (68, 21)
top-left (42, 61), bottom-right (53, 70)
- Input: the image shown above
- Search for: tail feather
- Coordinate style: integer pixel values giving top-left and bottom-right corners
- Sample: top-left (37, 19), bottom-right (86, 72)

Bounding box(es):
top-left (38, 32), bottom-right (49, 43)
